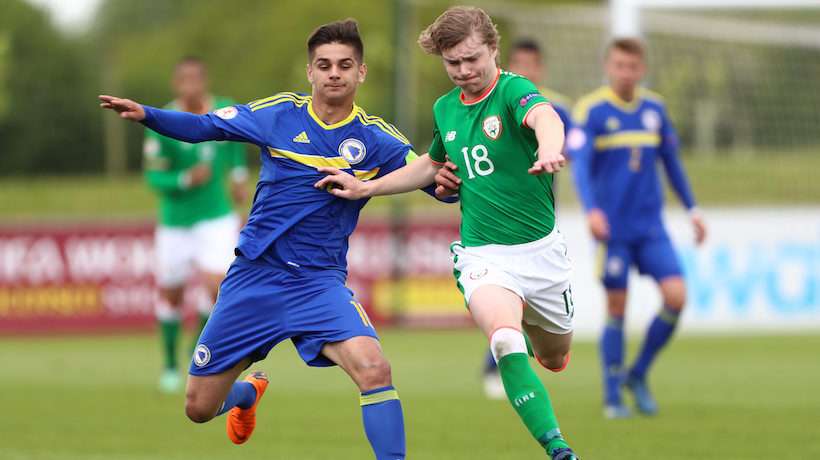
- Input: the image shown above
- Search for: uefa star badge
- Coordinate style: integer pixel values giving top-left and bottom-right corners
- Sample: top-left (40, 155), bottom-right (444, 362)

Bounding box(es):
top-left (339, 138), bottom-right (367, 165)
top-left (194, 344), bottom-right (211, 367)
top-left (482, 115), bottom-right (502, 140)
top-left (214, 106), bottom-right (238, 120)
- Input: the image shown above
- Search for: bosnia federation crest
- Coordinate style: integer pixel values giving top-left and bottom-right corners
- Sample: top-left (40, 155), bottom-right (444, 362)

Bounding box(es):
top-left (482, 115), bottom-right (502, 140)
top-left (642, 109), bottom-right (661, 132)
top-left (193, 344), bottom-right (211, 367)
top-left (339, 138), bottom-right (367, 165)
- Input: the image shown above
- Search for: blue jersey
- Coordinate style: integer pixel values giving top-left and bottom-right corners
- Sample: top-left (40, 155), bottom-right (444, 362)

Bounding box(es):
top-left (142, 92), bottom-right (438, 273)
top-left (568, 86), bottom-right (695, 241)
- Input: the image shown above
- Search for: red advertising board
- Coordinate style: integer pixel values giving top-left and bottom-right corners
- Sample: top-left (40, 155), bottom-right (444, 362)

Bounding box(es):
top-left (0, 220), bottom-right (468, 334)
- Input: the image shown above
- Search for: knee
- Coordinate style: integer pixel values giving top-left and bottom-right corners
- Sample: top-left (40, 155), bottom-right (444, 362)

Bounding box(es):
top-left (185, 391), bottom-right (217, 424)
top-left (664, 288), bottom-right (686, 310)
top-left (537, 352), bottom-right (570, 373)
top-left (353, 357), bottom-right (392, 391)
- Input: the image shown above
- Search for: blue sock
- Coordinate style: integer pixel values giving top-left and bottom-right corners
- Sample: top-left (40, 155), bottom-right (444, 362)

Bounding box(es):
top-left (600, 315), bottom-right (625, 406)
top-left (483, 348), bottom-right (498, 373)
top-left (630, 305), bottom-right (681, 381)
top-left (215, 381), bottom-right (256, 416)
top-left (360, 385), bottom-right (405, 460)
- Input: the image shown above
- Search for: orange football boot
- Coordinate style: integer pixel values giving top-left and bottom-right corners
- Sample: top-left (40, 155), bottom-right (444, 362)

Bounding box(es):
top-left (226, 371), bottom-right (269, 445)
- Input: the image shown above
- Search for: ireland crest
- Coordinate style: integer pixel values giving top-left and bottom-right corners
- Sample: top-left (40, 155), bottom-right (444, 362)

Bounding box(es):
top-left (482, 115), bottom-right (502, 140)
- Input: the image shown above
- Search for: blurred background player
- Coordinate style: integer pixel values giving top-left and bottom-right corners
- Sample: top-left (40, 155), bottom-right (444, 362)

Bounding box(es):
top-left (143, 56), bottom-right (248, 393)
top-left (567, 38), bottom-right (707, 418)
top-left (315, 7), bottom-right (579, 459)
top-left (479, 37), bottom-right (574, 399)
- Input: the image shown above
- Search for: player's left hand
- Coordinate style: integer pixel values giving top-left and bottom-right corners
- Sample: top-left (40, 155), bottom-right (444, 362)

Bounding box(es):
top-left (314, 167), bottom-right (370, 200)
top-left (691, 212), bottom-right (707, 245)
top-left (528, 152), bottom-right (566, 175)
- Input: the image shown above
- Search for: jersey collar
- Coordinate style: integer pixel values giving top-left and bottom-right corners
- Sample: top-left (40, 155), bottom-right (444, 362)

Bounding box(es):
top-left (603, 86), bottom-right (642, 113)
top-left (460, 68), bottom-right (501, 106)
top-left (307, 97), bottom-right (359, 130)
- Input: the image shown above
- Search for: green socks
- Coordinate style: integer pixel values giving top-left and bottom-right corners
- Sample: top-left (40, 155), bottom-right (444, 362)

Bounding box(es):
top-left (497, 352), bottom-right (569, 454)
top-left (159, 318), bottom-right (181, 370)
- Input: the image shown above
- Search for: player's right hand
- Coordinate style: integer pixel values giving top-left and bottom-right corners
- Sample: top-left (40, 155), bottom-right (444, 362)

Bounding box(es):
top-left (98, 95), bottom-right (145, 121)
top-left (187, 163), bottom-right (212, 187)
top-left (587, 208), bottom-right (610, 241)
top-left (314, 167), bottom-right (370, 200)
top-left (434, 159), bottom-right (460, 198)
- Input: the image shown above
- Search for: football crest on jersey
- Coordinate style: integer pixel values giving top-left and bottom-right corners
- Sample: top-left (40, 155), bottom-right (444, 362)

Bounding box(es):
top-left (482, 115), bottom-right (502, 140)
top-left (469, 268), bottom-right (489, 280)
top-left (642, 109), bottom-right (661, 132)
top-left (214, 106), bottom-right (238, 120)
top-left (605, 116), bottom-right (620, 132)
top-left (606, 256), bottom-right (624, 277)
top-left (194, 344), bottom-right (211, 367)
top-left (339, 138), bottom-right (367, 165)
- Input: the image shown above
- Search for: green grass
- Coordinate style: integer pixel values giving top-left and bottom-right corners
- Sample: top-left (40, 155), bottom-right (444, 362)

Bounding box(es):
top-left (3, 151), bottom-right (819, 221)
top-left (2, 330), bottom-right (818, 459)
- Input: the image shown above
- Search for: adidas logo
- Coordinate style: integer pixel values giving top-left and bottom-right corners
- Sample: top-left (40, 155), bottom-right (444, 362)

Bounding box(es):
top-left (292, 131), bottom-right (310, 143)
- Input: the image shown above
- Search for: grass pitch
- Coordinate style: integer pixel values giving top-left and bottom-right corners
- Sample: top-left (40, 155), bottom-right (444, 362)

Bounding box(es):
top-left (1, 330), bottom-right (818, 460)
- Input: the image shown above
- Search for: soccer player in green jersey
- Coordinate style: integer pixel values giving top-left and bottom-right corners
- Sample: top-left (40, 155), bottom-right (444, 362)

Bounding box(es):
top-left (143, 56), bottom-right (248, 393)
top-left (315, 7), bottom-right (579, 459)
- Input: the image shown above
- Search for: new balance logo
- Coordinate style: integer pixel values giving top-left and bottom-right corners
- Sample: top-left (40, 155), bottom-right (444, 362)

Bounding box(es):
top-left (292, 131), bottom-right (310, 143)
top-left (445, 131), bottom-right (457, 142)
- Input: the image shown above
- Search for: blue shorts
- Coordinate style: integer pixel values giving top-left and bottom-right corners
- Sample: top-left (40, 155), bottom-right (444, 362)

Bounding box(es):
top-left (598, 232), bottom-right (682, 290)
top-left (189, 257), bottom-right (377, 376)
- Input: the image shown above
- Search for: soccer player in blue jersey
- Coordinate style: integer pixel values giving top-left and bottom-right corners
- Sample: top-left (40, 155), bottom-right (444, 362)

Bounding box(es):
top-left (100, 19), bottom-right (444, 458)
top-left (567, 38), bottom-right (707, 419)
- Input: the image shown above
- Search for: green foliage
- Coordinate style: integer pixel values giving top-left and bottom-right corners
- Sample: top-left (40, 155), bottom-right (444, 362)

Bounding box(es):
top-left (0, 0), bottom-right (102, 175)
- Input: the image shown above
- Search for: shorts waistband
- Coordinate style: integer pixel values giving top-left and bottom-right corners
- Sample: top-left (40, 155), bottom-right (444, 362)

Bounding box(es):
top-left (456, 229), bottom-right (561, 257)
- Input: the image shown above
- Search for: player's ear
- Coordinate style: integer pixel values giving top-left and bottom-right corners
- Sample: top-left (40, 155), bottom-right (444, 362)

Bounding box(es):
top-left (358, 63), bottom-right (367, 84)
top-left (306, 63), bottom-right (313, 85)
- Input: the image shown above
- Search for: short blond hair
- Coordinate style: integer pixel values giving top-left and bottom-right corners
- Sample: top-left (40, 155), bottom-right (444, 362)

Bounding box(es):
top-left (418, 6), bottom-right (500, 55)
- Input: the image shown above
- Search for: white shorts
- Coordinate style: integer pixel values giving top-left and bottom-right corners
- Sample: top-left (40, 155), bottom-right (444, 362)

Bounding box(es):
top-left (450, 230), bottom-right (575, 334)
top-left (155, 213), bottom-right (240, 287)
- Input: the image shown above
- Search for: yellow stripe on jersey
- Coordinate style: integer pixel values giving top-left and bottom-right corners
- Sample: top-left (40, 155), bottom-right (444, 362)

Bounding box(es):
top-left (595, 243), bottom-right (608, 279)
top-left (307, 101), bottom-right (359, 130)
top-left (594, 131), bottom-right (660, 150)
top-left (248, 92), bottom-right (307, 108)
top-left (251, 94), bottom-right (310, 112)
top-left (360, 389), bottom-right (399, 406)
top-left (355, 110), bottom-right (411, 145)
top-left (268, 147), bottom-right (350, 169)
top-left (574, 86), bottom-right (666, 125)
top-left (572, 87), bottom-right (610, 125)
top-left (353, 167), bottom-right (380, 181)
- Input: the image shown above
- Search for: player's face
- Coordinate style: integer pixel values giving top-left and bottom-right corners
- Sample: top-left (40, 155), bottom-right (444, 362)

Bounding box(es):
top-left (441, 32), bottom-right (499, 98)
top-left (508, 49), bottom-right (542, 84)
top-left (307, 43), bottom-right (366, 104)
top-left (605, 48), bottom-right (646, 97)
top-left (172, 63), bottom-right (208, 102)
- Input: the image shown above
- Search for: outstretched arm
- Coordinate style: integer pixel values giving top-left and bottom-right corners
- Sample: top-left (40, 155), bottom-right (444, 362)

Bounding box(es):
top-left (100, 95), bottom-right (224, 143)
top-left (314, 154), bottom-right (440, 200)
top-left (525, 104), bottom-right (566, 174)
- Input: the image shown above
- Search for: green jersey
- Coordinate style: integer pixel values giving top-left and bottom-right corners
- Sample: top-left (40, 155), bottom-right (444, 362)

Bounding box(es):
top-left (429, 70), bottom-right (555, 247)
top-left (143, 95), bottom-right (248, 227)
